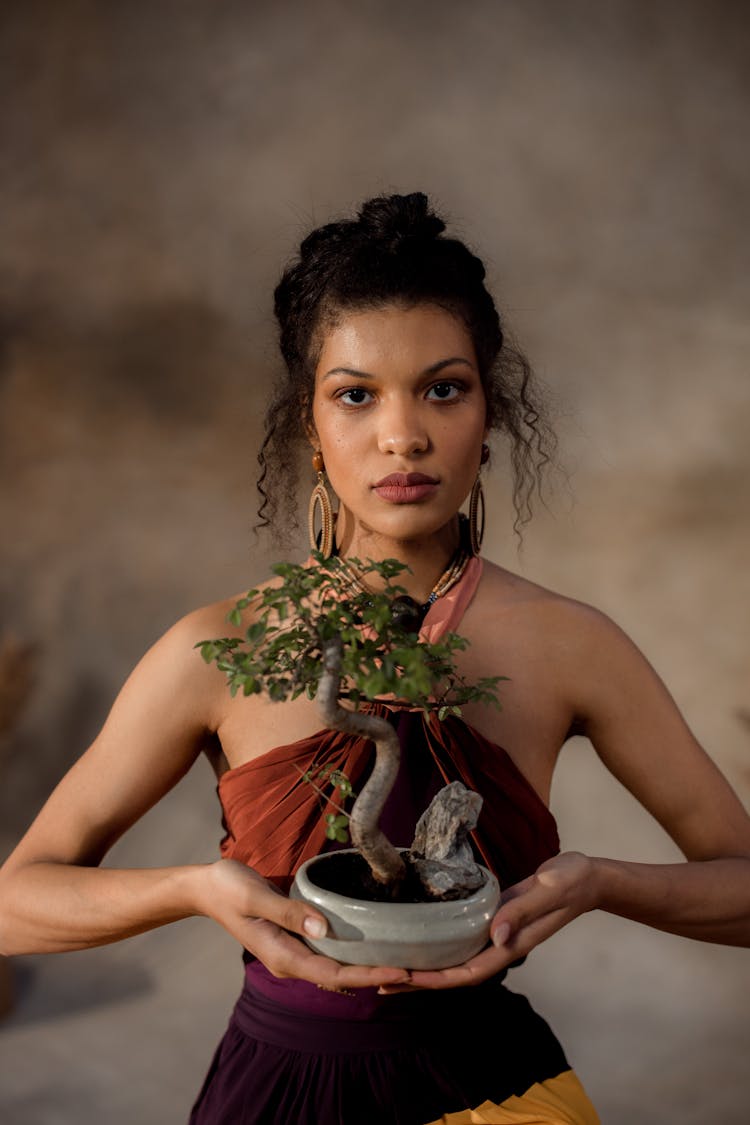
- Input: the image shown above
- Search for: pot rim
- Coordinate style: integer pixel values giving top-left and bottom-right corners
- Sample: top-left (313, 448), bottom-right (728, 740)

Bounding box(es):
top-left (293, 847), bottom-right (500, 910)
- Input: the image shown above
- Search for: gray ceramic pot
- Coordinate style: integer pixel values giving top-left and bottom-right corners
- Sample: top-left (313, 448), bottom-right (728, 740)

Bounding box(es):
top-left (289, 848), bottom-right (501, 970)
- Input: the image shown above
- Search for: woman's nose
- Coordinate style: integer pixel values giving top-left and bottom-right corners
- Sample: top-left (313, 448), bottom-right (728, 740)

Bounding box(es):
top-left (377, 400), bottom-right (429, 456)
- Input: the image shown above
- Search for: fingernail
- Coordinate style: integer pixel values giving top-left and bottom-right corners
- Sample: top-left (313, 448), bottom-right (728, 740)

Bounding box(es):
top-left (492, 922), bottom-right (510, 947)
top-left (303, 916), bottom-right (327, 939)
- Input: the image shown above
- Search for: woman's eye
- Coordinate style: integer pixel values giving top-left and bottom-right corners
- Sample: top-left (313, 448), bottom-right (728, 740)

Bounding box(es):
top-left (337, 387), bottom-right (373, 406)
top-left (426, 382), bottom-right (461, 401)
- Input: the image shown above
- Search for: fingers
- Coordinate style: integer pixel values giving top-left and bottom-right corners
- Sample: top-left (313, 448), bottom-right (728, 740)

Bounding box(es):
top-left (384, 855), bottom-right (597, 994)
top-left (239, 917), bottom-right (410, 990)
top-left (384, 904), bottom-right (571, 994)
top-left (380, 942), bottom-right (511, 993)
top-left (251, 881), bottom-right (330, 942)
top-left (208, 859), bottom-right (330, 942)
top-left (493, 906), bottom-right (571, 960)
top-left (492, 877), bottom-right (555, 942)
top-left (490, 852), bottom-right (594, 949)
top-left (208, 861), bottom-right (409, 989)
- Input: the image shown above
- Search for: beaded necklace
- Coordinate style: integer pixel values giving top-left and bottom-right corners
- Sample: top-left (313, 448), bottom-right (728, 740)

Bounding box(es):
top-left (338, 516), bottom-right (472, 633)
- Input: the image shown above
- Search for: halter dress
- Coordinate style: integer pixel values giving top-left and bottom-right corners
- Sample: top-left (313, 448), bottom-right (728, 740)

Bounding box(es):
top-left (189, 559), bottom-right (600, 1124)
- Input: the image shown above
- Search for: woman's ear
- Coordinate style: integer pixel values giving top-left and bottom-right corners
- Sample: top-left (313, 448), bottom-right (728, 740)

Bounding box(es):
top-left (302, 392), bottom-right (318, 449)
top-left (304, 420), bottom-right (319, 450)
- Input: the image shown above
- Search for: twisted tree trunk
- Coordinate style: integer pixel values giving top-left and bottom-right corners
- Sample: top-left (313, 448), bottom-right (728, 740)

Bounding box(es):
top-left (317, 637), bottom-right (406, 887)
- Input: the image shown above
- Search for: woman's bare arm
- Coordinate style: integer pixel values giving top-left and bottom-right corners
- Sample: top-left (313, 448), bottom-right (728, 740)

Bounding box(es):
top-left (0, 608), bottom-right (220, 954)
top-left (565, 603), bottom-right (750, 944)
top-left (0, 606), bottom-right (409, 988)
top-left (398, 601), bottom-right (750, 991)
top-left (491, 605), bottom-right (750, 951)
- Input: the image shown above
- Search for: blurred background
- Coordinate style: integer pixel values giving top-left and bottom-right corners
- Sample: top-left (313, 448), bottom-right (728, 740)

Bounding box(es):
top-left (1, 1), bottom-right (749, 1121)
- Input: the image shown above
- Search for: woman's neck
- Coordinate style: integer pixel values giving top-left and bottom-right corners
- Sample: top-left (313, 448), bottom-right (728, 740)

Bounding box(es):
top-left (334, 514), bottom-right (463, 603)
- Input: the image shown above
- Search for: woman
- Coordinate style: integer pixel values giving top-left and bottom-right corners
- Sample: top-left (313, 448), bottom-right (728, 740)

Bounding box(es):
top-left (1, 192), bottom-right (749, 1125)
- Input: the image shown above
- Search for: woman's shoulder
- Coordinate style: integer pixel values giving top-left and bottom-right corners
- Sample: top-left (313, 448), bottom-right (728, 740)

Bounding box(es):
top-left (475, 557), bottom-right (625, 647)
top-left (128, 579), bottom-right (286, 721)
top-left (167, 571), bottom-right (288, 645)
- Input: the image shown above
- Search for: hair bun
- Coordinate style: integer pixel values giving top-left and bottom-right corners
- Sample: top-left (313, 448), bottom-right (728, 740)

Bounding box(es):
top-left (357, 192), bottom-right (445, 250)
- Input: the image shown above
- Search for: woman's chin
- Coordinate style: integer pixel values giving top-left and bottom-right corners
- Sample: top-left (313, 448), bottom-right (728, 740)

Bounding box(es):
top-left (346, 514), bottom-right (460, 550)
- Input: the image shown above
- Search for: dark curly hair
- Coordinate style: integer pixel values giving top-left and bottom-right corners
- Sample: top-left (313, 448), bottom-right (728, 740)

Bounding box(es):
top-left (257, 191), bottom-right (556, 544)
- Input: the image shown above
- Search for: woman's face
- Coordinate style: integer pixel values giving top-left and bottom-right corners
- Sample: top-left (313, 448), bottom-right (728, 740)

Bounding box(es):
top-left (311, 303), bottom-right (487, 549)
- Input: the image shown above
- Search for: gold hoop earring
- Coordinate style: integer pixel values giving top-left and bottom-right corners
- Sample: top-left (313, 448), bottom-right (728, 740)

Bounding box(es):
top-left (308, 452), bottom-right (336, 557)
top-left (468, 474), bottom-right (485, 556)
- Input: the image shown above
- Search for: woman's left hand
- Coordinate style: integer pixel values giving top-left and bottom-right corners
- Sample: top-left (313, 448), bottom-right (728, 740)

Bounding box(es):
top-left (379, 851), bottom-right (598, 993)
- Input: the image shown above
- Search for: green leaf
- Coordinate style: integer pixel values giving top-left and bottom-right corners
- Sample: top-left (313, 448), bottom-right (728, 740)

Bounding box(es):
top-left (245, 621), bottom-right (267, 644)
top-left (198, 553), bottom-right (505, 717)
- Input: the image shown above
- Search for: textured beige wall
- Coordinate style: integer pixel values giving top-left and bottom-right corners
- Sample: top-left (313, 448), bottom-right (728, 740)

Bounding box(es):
top-left (1, 2), bottom-right (749, 1122)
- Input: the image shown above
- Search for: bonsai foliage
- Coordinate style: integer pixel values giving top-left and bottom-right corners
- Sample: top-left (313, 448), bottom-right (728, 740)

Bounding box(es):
top-left (198, 554), bottom-right (501, 716)
top-left (300, 763), bottom-right (358, 844)
top-left (198, 553), bottom-right (504, 890)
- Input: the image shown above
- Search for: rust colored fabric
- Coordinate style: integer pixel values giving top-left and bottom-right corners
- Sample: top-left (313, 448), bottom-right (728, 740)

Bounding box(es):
top-left (218, 723), bottom-right (385, 891)
top-left (421, 710), bottom-right (559, 888)
top-left (217, 707), bottom-right (559, 892)
top-left (217, 553), bottom-right (559, 890)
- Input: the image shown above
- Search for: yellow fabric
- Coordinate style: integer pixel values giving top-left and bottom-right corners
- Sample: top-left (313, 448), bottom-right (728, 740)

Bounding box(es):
top-left (425, 1069), bottom-right (601, 1125)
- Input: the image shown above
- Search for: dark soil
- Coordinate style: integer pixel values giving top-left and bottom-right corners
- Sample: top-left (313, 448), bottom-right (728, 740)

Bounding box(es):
top-left (307, 850), bottom-right (437, 903)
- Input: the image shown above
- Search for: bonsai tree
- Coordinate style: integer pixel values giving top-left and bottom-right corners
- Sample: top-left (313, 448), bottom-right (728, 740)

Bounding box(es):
top-left (198, 554), bottom-right (503, 902)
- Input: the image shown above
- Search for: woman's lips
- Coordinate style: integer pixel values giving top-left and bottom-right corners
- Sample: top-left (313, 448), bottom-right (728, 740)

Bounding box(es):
top-left (373, 473), bottom-right (439, 504)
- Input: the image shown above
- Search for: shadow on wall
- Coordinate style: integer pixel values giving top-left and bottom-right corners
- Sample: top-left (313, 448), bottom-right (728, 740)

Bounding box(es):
top-left (0, 633), bottom-right (37, 745)
top-left (0, 296), bottom-right (252, 423)
top-left (0, 297), bottom-right (270, 845)
top-left (2, 952), bottom-right (154, 1029)
top-left (0, 633), bottom-right (38, 1019)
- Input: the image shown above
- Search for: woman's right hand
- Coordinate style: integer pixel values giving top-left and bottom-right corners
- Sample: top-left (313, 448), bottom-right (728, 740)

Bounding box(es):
top-left (197, 859), bottom-right (410, 991)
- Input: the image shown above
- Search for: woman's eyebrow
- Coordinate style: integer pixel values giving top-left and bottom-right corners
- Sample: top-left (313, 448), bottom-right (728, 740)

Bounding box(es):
top-left (322, 357), bottom-right (475, 381)
top-left (423, 357), bottom-right (475, 375)
top-left (322, 366), bottom-right (376, 380)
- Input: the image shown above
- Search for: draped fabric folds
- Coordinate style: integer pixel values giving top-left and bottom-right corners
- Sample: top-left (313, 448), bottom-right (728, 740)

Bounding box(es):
top-left (217, 707), bottom-right (559, 893)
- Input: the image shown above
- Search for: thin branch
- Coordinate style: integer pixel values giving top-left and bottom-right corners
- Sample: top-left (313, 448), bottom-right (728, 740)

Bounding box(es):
top-left (293, 763), bottom-right (352, 819)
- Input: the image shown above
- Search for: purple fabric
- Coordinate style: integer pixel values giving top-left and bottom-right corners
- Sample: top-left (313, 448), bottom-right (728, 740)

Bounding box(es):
top-left (189, 975), bottom-right (569, 1125)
